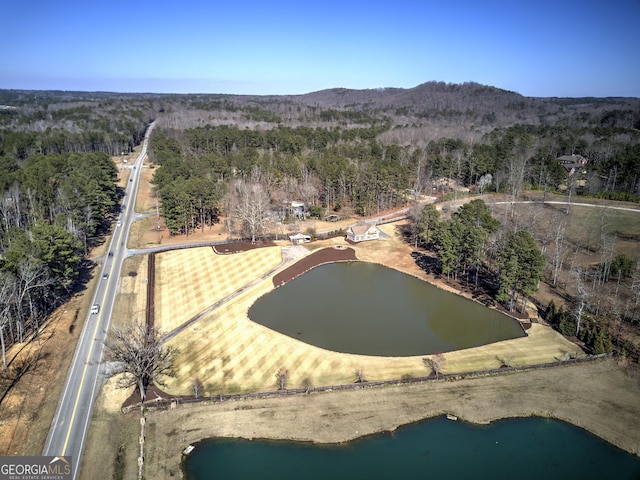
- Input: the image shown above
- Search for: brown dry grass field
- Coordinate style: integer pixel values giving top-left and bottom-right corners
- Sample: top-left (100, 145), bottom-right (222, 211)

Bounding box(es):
top-left (154, 247), bottom-right (282, 335)
top-left (140, 357), bottom-right (640, 480)
top-left (150, 227), bottom-right (584, 397)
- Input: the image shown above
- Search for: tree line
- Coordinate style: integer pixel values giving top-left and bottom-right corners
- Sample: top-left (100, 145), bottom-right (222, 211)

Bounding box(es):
top-left (412, 200), bottom-right (545, 315)
top-left (0, 151), bottom-right (119, 369)
top-left (149, 125), bottom-right (412, 237)
top-left (149, 118), bottom-right (640, 241)
top-left (411, 197), bottom-right (639, 360)
top-left (0, 92), bottom-right (156, 159)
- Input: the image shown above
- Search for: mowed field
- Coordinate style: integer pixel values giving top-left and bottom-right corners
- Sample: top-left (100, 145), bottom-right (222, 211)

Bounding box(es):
top-left (148, 234), bottom-right (583, 397)
top-left (154, 246), bottom-right (282, 334)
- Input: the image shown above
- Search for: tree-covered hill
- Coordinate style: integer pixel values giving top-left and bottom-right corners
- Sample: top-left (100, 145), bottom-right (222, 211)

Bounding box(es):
top-left (4, 81), bottom-right (638, 140)
top-left (289, 82), bottom-right (640, 129)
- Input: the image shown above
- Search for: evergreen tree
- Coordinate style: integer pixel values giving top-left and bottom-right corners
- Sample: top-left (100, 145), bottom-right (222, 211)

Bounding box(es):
top-left (497, 230), bottom-right (545, 312)
top-left (418, 203), bottom-right (440, 246)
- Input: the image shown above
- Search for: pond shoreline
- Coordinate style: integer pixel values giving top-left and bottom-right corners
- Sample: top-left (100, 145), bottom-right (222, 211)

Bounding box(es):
top-left (119, 230), bottom-right (640, 479)
top-left (138, 357), bottom-right (640, 479)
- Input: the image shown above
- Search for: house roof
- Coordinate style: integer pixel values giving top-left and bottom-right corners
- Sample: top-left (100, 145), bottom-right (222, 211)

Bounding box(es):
top-left (560, 163), bottom-right (586, 172)
top-left (556, 154), bottom-right (587, 164)
top-left (348, 223), bottom-right (376, 235)
top-left (289, 233), bottom-right (310, 240)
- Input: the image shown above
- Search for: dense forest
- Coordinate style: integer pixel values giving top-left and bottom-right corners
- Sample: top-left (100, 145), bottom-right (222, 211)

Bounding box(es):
top-left (0, 82), bottom-right (639, 368)
top-left (149, 115), bottom-right (640, 238)
top-left (0, 150), bottom-right (119, 367)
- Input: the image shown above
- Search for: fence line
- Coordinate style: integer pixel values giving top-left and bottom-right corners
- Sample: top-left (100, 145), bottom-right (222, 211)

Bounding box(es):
top-left (122, 353), bottom-right (611, 414)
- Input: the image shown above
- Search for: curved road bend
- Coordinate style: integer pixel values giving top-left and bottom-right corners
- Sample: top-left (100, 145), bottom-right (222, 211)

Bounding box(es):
top-left (42, 123), bottom-right (155, 479)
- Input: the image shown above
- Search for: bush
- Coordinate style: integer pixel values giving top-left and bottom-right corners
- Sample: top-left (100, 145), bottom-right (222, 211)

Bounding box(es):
top-left (610, 253), bottom-right (634, 280)
top-left (309, 205), bottom-right (323, 218)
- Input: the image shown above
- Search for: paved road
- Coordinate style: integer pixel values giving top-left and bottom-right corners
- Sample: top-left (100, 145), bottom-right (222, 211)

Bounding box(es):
top-left (42, 122), bottom-right (155, 479)
top-left (493, 199), bottom-right (640, 213)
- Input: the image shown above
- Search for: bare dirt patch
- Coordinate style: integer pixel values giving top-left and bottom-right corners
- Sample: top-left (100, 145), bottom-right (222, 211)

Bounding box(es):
top-left (81, 378), bottom-right (139, 480)
top-left (134, 158), bottom-right (159, 215)
top-left (0, 279), bottom-right (94, 456)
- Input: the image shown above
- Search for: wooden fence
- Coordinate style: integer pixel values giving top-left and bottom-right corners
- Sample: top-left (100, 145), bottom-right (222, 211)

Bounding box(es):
top-left (122, 353), bottom-right (612, 414)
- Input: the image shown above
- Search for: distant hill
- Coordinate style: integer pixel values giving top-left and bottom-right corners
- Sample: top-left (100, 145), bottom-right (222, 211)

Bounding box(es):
top-left (284, 81), bottom-right (640, 129)
top-left (1, 81), bottom-right (639, 131)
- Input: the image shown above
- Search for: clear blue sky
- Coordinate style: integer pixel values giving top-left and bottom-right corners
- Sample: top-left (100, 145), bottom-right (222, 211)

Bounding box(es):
top-left (2, 0), bottom-right (639, 97)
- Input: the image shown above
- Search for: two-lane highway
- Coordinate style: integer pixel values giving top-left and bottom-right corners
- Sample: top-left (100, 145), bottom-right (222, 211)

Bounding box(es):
top-left (42, 122), bottom-right (155, 479)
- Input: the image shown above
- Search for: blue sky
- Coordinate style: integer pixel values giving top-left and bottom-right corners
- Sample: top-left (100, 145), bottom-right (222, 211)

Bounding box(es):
top-left (2, 0), bottom-right (639, 97)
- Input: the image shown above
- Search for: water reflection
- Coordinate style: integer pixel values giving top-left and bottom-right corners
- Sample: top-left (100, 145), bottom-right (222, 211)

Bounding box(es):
top-left (184, 417), bottom-right (640, 480)
top-left (249, 262), bottom-right (524, 356)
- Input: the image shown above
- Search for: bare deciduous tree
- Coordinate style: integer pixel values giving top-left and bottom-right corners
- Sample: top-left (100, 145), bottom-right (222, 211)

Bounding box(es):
top-left (423, 353), bottom-right (446, 379)
top-left (301, 377), bottom-right (313, 394)
top-left (550, 218), bottom-right (567, 288)
top-left (104, 322), bottom-right (178, 402)
top-left (477, 173), bottom-right (492, 196)
top-left (573, 268), bottom-right (588, 337)
top-left (16, 258), bottom-right (53, 339)
top-left (298, 165), bottom-right (320, 211)
top-left (497, 354), bottom-right (514, 368)
top-left (275, 367), bottom-right (288, 390)
top-left (192, 378), bottom-right (204, 399)
top-left (230, 179), bottom-right (271, 243)
top-left (407, 204), bottom-right (423, 248)
top-left (0, 272), bottom-right (17, 371)
top-left (354, 368), bottom-right (367, 383)
top-left (506, 136), bottom-right (535, 206)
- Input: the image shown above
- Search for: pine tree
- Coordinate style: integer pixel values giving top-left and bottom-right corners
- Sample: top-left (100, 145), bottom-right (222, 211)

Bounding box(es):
top-left (497, 230), bottom-right (545, 312)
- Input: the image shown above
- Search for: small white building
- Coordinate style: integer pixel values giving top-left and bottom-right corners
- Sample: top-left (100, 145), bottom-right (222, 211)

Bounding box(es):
top-left (289, 233), bottom-right (311, 245)
top-left (346, 223), bottom-right (379, 242)
top-left (290, 201), bottom-right (306, 218)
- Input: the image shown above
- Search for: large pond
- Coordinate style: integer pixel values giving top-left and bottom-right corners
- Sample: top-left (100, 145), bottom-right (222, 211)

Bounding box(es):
top-left (183, 416), bottom-right (640, 479)
top-left (249, 262), bottom-right (525, 356)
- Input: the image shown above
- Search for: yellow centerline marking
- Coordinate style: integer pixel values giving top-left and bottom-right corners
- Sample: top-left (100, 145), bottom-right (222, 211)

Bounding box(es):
top-left (60, 196), bottom-right (128, 455)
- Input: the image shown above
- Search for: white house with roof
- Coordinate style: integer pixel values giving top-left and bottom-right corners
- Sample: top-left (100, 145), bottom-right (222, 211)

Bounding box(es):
top-left (289, 233), bottom-right (311, 245)
top-left (346, 222), bottom-right (379, 242)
